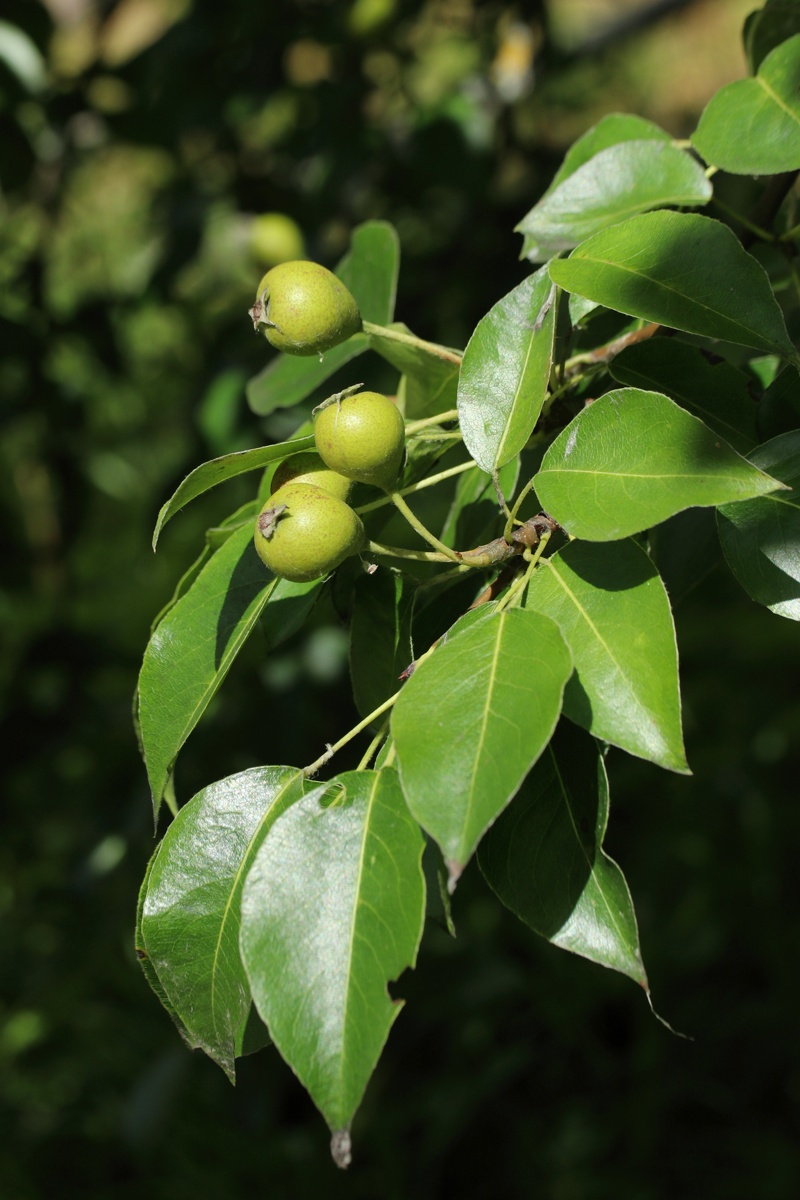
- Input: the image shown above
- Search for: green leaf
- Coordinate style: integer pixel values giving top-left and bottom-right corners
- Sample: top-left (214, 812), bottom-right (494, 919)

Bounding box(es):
top-left (548, 113), bottom-right (671, 192)
top-left (260, 575), bottom-right (324, 651)
top-left (349, 570), bottom-right (415, 718)
top-left (478, 722), bottom-right (647, 987)
top-left (338, 220), bottom-right (400, 325)
top-left (649, 508), bottom-right (721, 604)
top-left (458, 267), bottom-right (556, 473)
top-left (246, 333), bottom-right (372, 417)
top-left (523, 540), bottom-right (688, 772)
top-left (693, 34), bottom-right (800, 175)
top-left (240, 768), bottom-right (425, 1145)
top-left (138, 525), bottom-right (275, 815)
top-left (140, 766), bottom-right (305, 1080)
top-left (717, 429), bottom-right (800, 620)
top-left (534, 388), bottom-right (784, 541)
top-left (246, 220), bottom-right (400, 416)
top-left (517, 141), bottom-right (712, 263)
top-left (610, 339), bottom-right (759, 454)
top-left (392, 608), bottom-right (572, 882)
top-left (745, 2), bottom-right (800, 71)
top-left (370, 323), bottom-right (461, 419)
top-left (548, 211), bottom-right (797, 359)
top-left (152, 436), bottom-right (314, 549)
top-left (135, 847), bottom-right (193, 1048)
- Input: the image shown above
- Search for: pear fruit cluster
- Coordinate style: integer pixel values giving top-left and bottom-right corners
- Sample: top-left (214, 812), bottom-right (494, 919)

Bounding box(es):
top-left (254, 391), bottom-right (406, 582)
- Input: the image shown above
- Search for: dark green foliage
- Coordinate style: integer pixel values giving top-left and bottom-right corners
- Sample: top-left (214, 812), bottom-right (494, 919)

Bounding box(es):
top-left (3, 1), bottom-right (800, 1196)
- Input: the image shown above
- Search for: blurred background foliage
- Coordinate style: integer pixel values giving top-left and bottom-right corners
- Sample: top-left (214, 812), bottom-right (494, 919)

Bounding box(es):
top-left (2, 0), bottom-right (799, 1196)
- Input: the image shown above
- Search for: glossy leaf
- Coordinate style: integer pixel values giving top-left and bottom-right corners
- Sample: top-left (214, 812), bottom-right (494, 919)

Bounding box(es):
top-left (611, 339), bottom-right (759, 454)
top-left (240, 769), bottom-right (425, 1142)
top-left (349, 570), bottom-right (415, 717)
top-left (392, 608), bottom-right (572, 881)
top-left (140, 766), bottom-right (304, 1080)
top-left (479, 722), bottom-right (647, 987)
top-left (138, 525), bottom-right (275, 814)
top-left (152, 436), bottom-right (314, 548)
top-left (458, 267), bottom-right (556, 473)
top-left (246, 220), bottom-right (399, 415)
top-left (717, 429), bottom-right (800, 620)
top-left (534, 388), bottom-right (784, 542)
top-left (523, 540), bottom-right (688, 772)
top-left (135, 847), bottom-right (193, 1048)
top-left (548, 113), bottom-right (671, 193)
top-left (693, 35), bottom-right (800, 175)
top-left (517, 141), bottom-right (711, 263)
top-left (548, 211), bottom-right (797, 359)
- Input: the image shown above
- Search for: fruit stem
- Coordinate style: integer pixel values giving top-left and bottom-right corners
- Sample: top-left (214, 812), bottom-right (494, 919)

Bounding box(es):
top-left (356, 717), bottom-right (391, 771)
top-left (404, 409), bottom-right (459, 436)
top-left (303, 691), bottom-right (400, 777)
top-left (355, 461), bottom-right (476, 516)
top-left (386, 490), bottom-right (462, 561)
top-left (362, 320), bottom-right (463, 366)
top-left (366, 540), bottom-right (457, 564)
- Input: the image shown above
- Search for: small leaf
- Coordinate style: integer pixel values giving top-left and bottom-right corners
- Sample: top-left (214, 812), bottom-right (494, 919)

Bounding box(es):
top-left (610, 339), bottom-right (759, 454)
top-left (693, 34), bottom-right (800, 175)
top-left (152, 436), bottom-right (314, 548)
top-left (534, 388), bottom-right (784, 542)
top-left (523, 540), bottom-right (688, 772)
top-left (240, 769), bottom-right (425, 1137)
top-left (393, 608), bottom-right (572, 880)
top-left (458, 267), bottom-right (556, 473)
top-left (246, 220), bottom-right (400, 416)
top-left (140, 766), bottom-right (305, 1080)
top-left (717, 429), bottom-right (800, 620)
top-left (138, 525), bottom-right (275, 815)
top-left (478, 722), bottom-right (647, 987)
top-left (517, 141), bottom-right (712, 263)
top-left (549, 211), bottom-right (796, 359)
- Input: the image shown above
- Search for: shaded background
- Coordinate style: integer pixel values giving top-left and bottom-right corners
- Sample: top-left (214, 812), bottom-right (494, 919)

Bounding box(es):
top-left (2, 1), bottom-right (799, 1196)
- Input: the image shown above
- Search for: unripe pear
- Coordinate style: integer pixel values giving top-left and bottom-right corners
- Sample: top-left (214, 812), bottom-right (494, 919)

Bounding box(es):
top-left (314, 390), bottom-right (406, 490)
top-left (270, 450), bottom-right (352, 502)
top-left (249, 261), bottom-right (361, 356)
top-left (254, 482), bottom-right (365, 582)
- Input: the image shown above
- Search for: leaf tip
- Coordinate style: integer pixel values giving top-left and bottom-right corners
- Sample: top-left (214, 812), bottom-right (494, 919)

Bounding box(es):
top-left (330, 1129), bottom-right (352, 1170)
top-left (445, 858), bottom-right (463, 895)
